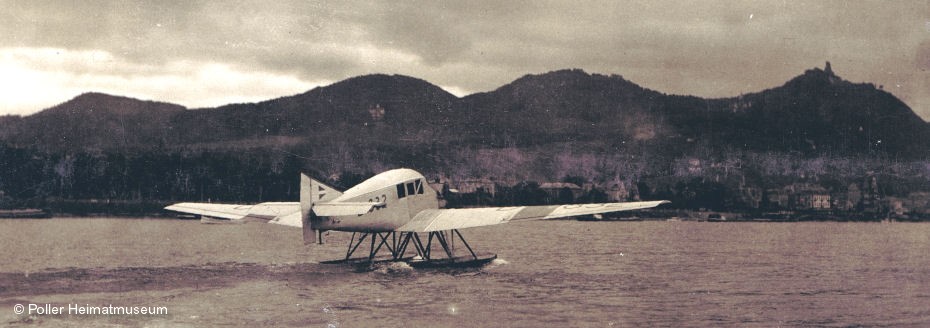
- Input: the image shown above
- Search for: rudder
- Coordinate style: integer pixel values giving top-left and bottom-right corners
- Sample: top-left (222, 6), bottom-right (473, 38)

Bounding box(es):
top-left (300, 173), bottom-right (343, 245)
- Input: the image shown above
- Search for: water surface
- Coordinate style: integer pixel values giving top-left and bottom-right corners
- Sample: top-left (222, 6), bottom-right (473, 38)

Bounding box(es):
top-left (1, 218), bottom-right (928, 327)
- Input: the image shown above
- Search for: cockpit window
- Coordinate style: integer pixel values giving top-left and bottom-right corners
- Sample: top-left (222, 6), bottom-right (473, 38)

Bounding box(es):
top-left (398, 180), bottom-right (426, 198)
top-left (396, 183), bottom-right (406, 198)
top-left (406, 182), bottom-right (415, 195)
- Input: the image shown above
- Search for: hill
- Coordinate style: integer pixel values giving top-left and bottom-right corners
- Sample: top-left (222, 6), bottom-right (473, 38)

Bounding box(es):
top-left (160, 74), bottom-right (459, 147)
top-left (0, 93), bottom-right (186, 151)
top-left (1, 65), bottom-right (927, 159)
top-left (699, 67), bottom-right (930, 156)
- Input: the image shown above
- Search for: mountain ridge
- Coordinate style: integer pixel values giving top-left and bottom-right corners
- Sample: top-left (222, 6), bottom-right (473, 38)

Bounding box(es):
top-left (1, 66), bottom-right (927, 158)
top-left (0, 92), bottom-right (186, 150)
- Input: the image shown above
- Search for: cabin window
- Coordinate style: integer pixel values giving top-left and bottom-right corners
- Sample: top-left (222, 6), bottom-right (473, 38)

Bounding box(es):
top-left (396, 183), bottom-right (406, 198)
top-left (415, 180), bottom-right (424, 194)
top-left (406, 182), bottom-right (415, 195)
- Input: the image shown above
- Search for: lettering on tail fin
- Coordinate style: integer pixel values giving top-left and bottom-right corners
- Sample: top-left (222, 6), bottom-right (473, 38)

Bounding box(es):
top-left (300, 173), bottom-right (343, 245)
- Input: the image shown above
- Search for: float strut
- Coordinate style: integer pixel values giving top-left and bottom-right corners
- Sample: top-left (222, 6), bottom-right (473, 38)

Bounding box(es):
top-left (453, 229), bottom-right (478, 260)
top-left (396, 232), bottom-right (415, 260)
top-left (433, 231), bottom-right (456, 261)
top-left (411, 233), bottom-right (429, 260)
top-left (370, 232), bottom-right (395, 261)
top-left (345, 232), bottom-right (370, 260)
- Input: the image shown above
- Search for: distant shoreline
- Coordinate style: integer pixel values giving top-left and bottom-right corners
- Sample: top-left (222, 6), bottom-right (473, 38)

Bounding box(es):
top-left (6, 206), bottom-right (922, 222)
top-left (599, 209), bottom-right (927, 222)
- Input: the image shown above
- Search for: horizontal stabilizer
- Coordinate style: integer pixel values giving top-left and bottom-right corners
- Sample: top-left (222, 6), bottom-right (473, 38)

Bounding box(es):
top-left (312, 202), bottom-right (384, 217)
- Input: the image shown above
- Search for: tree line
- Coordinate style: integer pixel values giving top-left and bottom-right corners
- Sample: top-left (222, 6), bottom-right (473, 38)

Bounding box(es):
top-left (1, 144), bottom-right (928, 217)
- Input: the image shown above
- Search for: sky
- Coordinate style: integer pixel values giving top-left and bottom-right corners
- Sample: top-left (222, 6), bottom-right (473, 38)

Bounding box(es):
top-left (2, 1), bottom-right (929, 120)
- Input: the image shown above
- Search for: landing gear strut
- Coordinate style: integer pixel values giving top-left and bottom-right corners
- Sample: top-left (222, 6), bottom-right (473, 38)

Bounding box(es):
top-left (343, 230), bottom-right (480, 263)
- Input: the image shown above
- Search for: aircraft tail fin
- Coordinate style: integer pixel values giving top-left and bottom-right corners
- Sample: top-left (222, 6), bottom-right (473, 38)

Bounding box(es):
top-left (300, 173), bottom-right (343, 245)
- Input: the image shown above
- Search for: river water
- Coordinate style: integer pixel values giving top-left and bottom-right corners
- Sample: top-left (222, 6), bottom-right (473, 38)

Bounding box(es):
top-left (1, 218), bottom-right (928, 327)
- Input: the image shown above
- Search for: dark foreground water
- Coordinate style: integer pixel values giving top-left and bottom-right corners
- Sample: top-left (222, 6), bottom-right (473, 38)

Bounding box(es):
top-left (1, 218), bottom-right (928, 327)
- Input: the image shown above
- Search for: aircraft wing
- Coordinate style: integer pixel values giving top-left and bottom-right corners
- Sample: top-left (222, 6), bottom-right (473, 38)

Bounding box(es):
top-left (269, 211), bottom-right (302, 228)
top-left (164, 202), bottom-right (255, 220)
top-left (396, 200), bottom-right (670, 232)
top-left (164, 202), bottom-right (300, 222)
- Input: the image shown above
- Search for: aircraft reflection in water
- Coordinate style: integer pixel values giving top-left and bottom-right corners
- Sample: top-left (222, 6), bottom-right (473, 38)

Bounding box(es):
top-left (166, 168), bottom-right (669, 267)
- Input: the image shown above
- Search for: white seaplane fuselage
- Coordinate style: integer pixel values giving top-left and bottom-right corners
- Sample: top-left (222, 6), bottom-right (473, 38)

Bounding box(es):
top-left (307, 169), bottom-right (438, 233)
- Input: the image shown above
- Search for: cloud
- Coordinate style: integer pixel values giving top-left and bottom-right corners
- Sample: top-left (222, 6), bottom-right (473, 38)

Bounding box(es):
top-left (0, 47), bottom-right (323, 114)
top-left (0, 1), bottom-right (928, 120)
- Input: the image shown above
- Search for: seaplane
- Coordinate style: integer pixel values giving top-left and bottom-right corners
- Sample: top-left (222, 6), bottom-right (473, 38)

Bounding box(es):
top-left (165, 168), bottom-right (669, 267)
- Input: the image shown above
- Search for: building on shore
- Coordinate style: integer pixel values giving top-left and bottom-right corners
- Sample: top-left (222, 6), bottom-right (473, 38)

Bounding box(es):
top-left (539, 182), bottom-right (584, 203)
